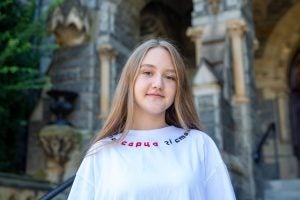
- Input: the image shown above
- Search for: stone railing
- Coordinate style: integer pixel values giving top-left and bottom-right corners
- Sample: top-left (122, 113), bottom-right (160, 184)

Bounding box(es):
top-left (0, 172), bottom-right (53, 200)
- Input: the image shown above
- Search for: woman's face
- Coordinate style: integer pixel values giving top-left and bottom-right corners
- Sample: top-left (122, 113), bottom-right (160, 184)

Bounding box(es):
top-left (133, 47), bottom-right (177, 118)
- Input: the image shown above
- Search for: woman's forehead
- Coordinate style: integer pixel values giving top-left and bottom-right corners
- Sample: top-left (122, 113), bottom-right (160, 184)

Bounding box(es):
top-left (140, 47), bottom-right (175, 68)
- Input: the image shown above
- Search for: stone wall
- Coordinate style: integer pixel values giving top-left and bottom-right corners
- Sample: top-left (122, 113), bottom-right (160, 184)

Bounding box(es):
top-left (189, 0), bottom-right (257, 199)
top-left (253, 2), bottom-right (300, 196)
top-left (26, 43), bottom-right (99, 181)
top-left (49, 44), bottom-right (100, 131)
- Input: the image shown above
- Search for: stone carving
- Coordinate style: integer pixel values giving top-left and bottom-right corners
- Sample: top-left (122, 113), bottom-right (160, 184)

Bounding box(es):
top-left (38, 125), bottom-right (77, 183)
top-left (227, 20), bottom-right (247, 38)
top-left (37, 90), bottom-right (78, 183)
top-left (48, 0), bottom-right (90, 47)
top-left (208, 0), bottom-right (221, 14)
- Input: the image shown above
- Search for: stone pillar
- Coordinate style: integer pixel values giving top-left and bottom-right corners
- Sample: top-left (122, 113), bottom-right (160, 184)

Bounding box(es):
top-left (276, 92), bottom-right (290, 142)
top-left (186, 26), bottom-right (204, 66)
top-left (98, 45), bottom-right (117, 118)
top-left (227, 19), bottom-right (249, 103)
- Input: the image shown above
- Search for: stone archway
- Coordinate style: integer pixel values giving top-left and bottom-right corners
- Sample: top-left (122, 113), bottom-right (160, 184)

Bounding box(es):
top-left (255, 3), bottom-right (300, 141)
top-left (255, 3), bottom-right (300, 97)
top-left (289, 51), bottom-right (300, 160)
top-left (254, 2), bottom-right (300, 178)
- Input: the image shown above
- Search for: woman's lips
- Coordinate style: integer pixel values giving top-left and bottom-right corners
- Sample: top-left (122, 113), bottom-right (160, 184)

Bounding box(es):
top-left (146, 93), bottom-right (164, 97)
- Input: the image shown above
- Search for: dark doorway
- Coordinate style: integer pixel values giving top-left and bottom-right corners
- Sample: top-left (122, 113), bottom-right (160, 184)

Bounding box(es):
top-left (289, 50), bottom-right (300, 160)
top-left (139, 0), bottom-right (195, 70)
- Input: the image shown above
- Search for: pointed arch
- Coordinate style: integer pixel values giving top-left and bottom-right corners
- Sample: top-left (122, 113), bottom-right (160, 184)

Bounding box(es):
top-left (255, 3), bottom-right (300, 96)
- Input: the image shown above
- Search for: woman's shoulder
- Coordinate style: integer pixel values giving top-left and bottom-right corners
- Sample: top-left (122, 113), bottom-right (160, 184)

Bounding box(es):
top-left (86, 134), bottom-right (121, 155)
top-left (188, 129), bottom-right (219, 149)
top-left (188, 128), bottom-right (211, 140)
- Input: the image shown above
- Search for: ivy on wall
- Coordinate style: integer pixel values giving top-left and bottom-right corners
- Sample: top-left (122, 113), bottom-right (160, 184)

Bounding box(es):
top-left (0, 0), bottom-right (51, 173)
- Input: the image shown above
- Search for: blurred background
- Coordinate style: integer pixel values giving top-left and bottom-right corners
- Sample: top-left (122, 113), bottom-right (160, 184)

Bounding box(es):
top-left (0, 0), bottom-right (299, 199)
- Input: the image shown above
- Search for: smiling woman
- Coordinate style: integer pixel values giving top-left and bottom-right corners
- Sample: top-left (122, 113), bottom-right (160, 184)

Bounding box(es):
top-left (67, 39), bottom-right (236, 200)
top-left (133, 47), bottom-right (177, 130)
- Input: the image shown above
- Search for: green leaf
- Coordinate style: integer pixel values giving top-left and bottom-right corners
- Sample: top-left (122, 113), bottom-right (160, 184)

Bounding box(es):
top-left (0, 0), bottom-right (55, 173)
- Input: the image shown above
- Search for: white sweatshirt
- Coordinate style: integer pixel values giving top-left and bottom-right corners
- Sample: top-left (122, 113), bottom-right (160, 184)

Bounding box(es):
top-left (68, 126), bottom-right (236, 200)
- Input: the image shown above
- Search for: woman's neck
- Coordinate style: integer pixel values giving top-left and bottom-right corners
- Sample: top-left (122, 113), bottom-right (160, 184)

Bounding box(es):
top-left (131, 112), bottom-right (168, 130)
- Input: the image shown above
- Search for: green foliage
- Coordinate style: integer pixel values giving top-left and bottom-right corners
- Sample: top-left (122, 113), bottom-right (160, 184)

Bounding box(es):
top-left (0, 0), bottom-right (51, 172)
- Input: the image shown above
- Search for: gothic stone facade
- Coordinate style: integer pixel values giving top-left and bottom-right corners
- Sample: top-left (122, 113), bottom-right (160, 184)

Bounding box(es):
top-left (23, 0), bottom-right (300, 199)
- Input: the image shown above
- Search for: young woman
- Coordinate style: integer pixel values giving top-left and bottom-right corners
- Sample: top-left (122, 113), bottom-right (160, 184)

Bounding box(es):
top-left (68, 39), bottom-right (236, 199)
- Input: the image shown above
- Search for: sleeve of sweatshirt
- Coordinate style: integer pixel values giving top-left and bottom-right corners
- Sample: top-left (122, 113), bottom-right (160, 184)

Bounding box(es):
top-left (67, 153), bottom-right (95, 200)
top-left (67, 140), bottom-right (108, 200)
top-left (202, 134), bottom-right (236, 200)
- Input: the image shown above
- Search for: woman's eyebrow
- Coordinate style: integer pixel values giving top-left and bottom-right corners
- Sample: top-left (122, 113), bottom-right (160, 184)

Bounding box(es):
top-left (140, 64), bottom-right (155, 68)
top-left (165, 69), bottom-right (176, 73)
top-left (140, 64), bottom-right (175, 72)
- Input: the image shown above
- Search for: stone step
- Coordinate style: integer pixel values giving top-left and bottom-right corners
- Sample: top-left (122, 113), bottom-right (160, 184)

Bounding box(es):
top-left (264, 179), bottom-right (300, 200)
top-left (264, 190), bottom-right (300, 200)
top-left (265, 179), bottom-right (300, 190)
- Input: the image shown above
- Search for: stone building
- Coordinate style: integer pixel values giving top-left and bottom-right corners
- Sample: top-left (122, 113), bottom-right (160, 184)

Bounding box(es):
top-left (2, 0), bottom-right (299, 199)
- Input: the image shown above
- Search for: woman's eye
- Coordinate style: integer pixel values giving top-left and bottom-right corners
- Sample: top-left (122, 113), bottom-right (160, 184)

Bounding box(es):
top-left (165, 75), bottom-right (176, 80)
top-left (142, 71), bottom-right (152, 76)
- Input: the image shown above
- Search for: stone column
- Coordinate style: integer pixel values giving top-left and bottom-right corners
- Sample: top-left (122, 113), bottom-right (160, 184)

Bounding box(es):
top-left (186, 26), bottom-right (204, 66)
top-left (227, 19), bottom-right (249, 103)
top-left (98, 45), bottom-right (117, 118)
top-left (276, 92), bottom-right (290, 142)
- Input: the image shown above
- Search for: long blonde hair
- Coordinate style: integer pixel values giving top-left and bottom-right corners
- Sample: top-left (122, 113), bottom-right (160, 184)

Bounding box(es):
top-left (93, 38), bottom-right (201, 144)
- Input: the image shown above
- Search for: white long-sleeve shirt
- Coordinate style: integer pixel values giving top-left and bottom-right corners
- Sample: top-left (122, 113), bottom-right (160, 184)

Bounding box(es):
top-left (68, 126), bottom-right (236, 200)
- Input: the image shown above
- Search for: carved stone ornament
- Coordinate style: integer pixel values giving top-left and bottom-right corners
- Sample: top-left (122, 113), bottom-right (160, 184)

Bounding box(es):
top-left (48, 0), bottom-right (90, 47)
top-left (208, 0), bottom-right (221, 15)
top-left (38, 125), bottom-right (77, 183)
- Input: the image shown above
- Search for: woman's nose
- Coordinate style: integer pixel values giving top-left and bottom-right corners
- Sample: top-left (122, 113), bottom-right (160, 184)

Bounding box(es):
top-left (152, 75), bottom-right (163, 89)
